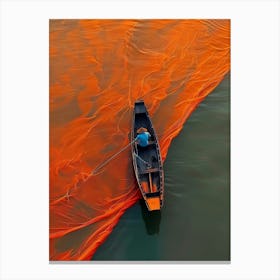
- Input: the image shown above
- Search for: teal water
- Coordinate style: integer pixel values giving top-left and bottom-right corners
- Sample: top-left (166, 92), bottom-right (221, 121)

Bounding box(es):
top-left (92, 74), bottom-right (230, 261)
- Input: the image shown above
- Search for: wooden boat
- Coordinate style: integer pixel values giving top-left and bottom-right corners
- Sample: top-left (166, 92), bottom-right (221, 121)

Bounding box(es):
top-left (131, 100), bottom-right (164, 211)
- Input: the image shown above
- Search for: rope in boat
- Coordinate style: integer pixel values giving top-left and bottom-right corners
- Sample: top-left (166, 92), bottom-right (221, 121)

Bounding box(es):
top-left (133, 152), bottom-right (151, 167)
top-left (92, 139), bottom-right (137, 175)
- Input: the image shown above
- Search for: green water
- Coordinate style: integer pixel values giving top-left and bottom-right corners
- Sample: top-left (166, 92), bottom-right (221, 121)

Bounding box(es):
top-left (92, 74), bottom-right (230, 261)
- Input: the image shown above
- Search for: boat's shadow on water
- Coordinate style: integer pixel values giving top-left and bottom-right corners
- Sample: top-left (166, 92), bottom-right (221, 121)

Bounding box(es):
top-left (139, 200), bottom-right (161, 235)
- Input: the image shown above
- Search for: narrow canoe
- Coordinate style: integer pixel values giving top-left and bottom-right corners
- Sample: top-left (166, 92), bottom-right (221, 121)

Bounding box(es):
top-left (131, 100), bottom-right (164, 211)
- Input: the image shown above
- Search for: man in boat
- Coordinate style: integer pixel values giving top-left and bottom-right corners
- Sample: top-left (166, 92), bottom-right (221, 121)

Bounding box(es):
top-left (135, 127), bottom-right (151, 147)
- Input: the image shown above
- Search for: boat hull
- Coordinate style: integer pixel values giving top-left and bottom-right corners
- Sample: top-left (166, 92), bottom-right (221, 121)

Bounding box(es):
top-left (131, 101), bottom-right (164, 211)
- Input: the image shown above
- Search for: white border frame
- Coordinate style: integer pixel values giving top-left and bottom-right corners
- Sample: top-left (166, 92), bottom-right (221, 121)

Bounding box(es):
top-left (1, 0), bottom-right (279, 279)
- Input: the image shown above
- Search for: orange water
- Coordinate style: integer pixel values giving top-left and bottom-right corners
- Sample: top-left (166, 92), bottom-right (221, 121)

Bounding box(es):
top-left (49, 19), bottom-right (230, 260)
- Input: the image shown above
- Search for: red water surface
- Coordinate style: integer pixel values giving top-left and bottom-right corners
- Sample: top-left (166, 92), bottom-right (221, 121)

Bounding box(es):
top-left (49, 19), bottom-right (230, 260)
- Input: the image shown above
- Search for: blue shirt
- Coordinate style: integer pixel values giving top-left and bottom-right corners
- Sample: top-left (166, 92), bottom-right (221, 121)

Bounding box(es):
top-left (136, 132), bottom-right (150, 147)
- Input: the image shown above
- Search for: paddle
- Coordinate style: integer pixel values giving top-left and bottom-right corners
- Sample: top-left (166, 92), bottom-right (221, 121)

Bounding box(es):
top-left (92, 138), bottom-right (137, 175)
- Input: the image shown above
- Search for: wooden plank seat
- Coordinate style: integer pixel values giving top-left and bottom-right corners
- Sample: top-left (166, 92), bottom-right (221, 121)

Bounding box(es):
top-left (146, 191), bottom-right (160, 198)
top-left (139, 168), bottom-right (159, 174)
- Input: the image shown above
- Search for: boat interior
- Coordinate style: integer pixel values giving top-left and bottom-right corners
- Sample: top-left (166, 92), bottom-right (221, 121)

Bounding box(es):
top-left (133, 102), bottom-right (162, 210)
top-left (134, 116), bottom-right (160, 192)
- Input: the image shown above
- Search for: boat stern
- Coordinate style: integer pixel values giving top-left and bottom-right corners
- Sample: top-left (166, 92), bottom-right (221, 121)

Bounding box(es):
top-left (145, 191), bottom-right (161, 211)
top-left (146, 197), bottom-right (161, 211)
